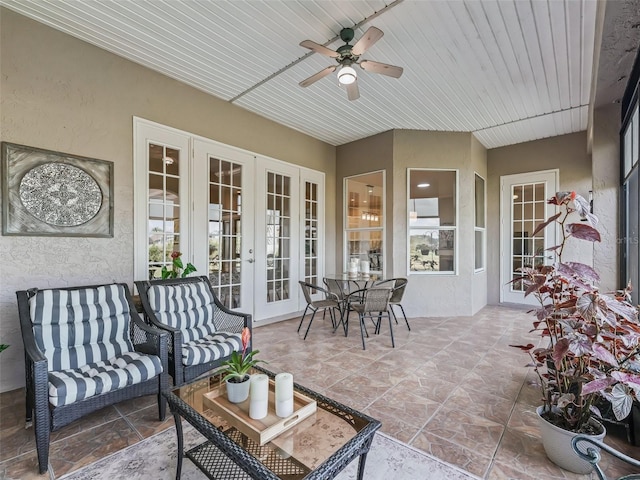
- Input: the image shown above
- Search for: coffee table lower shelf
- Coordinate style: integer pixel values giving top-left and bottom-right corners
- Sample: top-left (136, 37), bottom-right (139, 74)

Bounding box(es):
top-left (186, 427), bottom-right (311, 480)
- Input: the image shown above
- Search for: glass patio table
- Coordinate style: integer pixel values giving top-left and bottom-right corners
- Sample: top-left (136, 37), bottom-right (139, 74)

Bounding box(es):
top-left (322, 274), bottom-right (385, 335)
top-left (163, 366), bottom-right (381, 480)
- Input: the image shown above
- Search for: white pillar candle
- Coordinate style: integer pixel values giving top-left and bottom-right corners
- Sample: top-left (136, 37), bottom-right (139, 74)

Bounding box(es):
top-left (275, 372), bottom-right (294, 418)
top-left (249, 374), bottom-right (269, 419)
top-left (360, 260), bottom-right (370, 275)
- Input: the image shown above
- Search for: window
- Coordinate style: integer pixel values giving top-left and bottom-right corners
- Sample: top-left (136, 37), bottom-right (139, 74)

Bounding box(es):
top-left (345, 171), bottom-right (384, 273)
top-left (408, 169), bottom-right (457, 274)
top-left (475, 173), bottom-right (486, 272)
top-left (622, 93), bottom-right (640, 304)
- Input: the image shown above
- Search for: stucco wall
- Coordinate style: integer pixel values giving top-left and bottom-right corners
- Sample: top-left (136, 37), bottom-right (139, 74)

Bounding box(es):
top-left (335, 131), bottom-right (394, 272)
top-left (592, 104), bottom-right (621, 292)
top-left (486, 132), bottom-right (593, 305)
top-left (0, 9), bottom-right (336, 392)
top-left (393, 130), bottom-right (481, 317)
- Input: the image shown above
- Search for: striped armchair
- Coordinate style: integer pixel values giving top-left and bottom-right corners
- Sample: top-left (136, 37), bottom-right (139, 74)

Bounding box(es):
top-left (16, 283), bottom-right (169, 474)
top-left (135, 276), bottom-right (251, 387)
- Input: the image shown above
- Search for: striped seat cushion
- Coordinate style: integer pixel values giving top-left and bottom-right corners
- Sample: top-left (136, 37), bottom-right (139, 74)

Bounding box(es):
top-left (48, 351), bottom-right (163, 406)
top-left (147, 282), bottom-right (219, 343)
top-left (182, 332), bottom-right (243, 366)
top-left (28, 285), bottom-right (135, 371)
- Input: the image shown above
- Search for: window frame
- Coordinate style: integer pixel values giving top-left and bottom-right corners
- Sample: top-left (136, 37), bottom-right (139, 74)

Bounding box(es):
top-left (474, 172), bottom-right (486, 273)
top-left (407, 168), bottom-right (459, 276)
top-left (343, 170), bottom-right (386, 274)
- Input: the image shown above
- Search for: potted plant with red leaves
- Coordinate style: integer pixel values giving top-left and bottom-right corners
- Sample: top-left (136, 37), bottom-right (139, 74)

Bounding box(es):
top-left (219, 327), bottom-right (265, 403)
top-left (511, 191), bottom-right (640, 473)
top-left (161, 251), bottom-right (197, 279)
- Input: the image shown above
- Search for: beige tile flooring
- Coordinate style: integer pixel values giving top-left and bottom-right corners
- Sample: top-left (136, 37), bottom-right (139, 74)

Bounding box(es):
top-left (1, 305), bottom-right (638, 479)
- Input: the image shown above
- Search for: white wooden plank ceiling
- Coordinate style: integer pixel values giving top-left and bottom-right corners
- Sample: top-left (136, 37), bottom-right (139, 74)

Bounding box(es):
top-left (1, 0), bottom-right (601, 149)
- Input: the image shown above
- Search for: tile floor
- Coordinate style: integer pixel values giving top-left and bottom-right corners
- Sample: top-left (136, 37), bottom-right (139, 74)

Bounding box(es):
top-left (1, 305), bottom-right (638, 479)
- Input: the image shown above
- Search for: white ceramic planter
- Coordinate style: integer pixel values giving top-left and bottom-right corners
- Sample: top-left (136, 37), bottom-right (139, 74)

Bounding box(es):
top-left (536, 406), bottom-right (606, 474)
top-left (226, 375), bottom-right (250, 403)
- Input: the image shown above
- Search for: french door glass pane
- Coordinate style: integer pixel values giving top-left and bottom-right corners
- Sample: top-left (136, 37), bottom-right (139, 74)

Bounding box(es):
top-left (147, 144), bottom-right (181, 279)
top-left (266, 172), bottom-right (291, 302)
top-left (511, 182), bottom-right (546, 291)
top-left (304, 181), bottom-right (319, 285)
top-left (208, 158), bottom-right (243, 308)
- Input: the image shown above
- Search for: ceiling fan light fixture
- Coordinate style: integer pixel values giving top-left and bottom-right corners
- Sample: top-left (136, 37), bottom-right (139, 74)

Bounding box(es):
top-left (337, 65), bottom-right (357, 85)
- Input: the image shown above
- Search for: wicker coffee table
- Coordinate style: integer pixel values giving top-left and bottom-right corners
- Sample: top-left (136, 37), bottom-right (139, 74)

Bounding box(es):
top-left (164, 366), bottom-right (381, 480)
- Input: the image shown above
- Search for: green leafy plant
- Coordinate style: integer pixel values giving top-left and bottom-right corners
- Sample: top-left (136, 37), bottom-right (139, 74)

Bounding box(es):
top-left (511, 191), bottom-right (640, 433)
top-left (220, 327), bottom-right (266, 383)
top-left (0, 344), bottom-right (8, 353)
top-left (161, 251), bottom-right (197, 279)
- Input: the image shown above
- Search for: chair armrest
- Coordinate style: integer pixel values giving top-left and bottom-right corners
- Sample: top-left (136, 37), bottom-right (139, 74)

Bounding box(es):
top-left (131, 312), bottom-right (169, 374)
top-left (345, 288), bottom-right (367, 301)
top-left (571, 434), bottom-right (640, 475)
top-left (307, 284), bottom-right (340, 302)
top-left (16, 290), bottom-right (47, 366)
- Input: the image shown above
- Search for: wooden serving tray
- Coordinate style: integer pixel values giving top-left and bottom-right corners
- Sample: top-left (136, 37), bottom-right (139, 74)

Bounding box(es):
top-left (203, 378), bottom-right (317, 445)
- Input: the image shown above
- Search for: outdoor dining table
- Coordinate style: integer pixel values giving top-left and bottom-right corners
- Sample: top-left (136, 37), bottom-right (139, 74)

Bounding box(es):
top-left (322, 273), bottom-right (385, 336)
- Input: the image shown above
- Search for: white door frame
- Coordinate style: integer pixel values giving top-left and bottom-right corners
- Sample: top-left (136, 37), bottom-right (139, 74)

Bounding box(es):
top-left (499, 169), bottom-right (559, 305)
top-left (193, 138), bottom-right (255, 314)
top-left (134, 118), bottom-right (325, 321)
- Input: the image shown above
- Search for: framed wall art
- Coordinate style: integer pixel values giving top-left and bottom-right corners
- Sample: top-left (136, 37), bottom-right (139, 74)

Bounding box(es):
top-left (1, 142), bottom-right (114, 237)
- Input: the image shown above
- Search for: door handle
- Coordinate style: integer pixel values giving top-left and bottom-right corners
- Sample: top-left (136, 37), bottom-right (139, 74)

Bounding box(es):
top-left (247, 258), bottom-right (254, 263)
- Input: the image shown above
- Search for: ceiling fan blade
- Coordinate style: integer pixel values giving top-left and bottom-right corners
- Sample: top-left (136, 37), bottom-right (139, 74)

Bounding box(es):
top-left (299, 66), bottom-right (336, 87)
top-left (351, 27), bottom-right (384, 56)
top-left (300, 40), bottom-right (339, 58)
top-left (359, 60), bottom-right (403, 78)
top-left (346, 80), bottom-right (360, 101)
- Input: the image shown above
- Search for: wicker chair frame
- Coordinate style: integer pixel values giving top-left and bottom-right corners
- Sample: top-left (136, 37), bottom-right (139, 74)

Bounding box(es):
top-left (16, 283), bottom-right (169, 474)
top-left (135, 276), bottom-right (251, 387)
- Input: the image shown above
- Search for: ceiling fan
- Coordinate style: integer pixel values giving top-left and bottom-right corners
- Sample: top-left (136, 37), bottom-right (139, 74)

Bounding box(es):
top-left (299, 26), bottom-right (403, 101)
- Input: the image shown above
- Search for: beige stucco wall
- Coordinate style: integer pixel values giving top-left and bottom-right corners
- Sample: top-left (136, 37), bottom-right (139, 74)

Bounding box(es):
top-left (335, 129), bottom-right (488, 317)
top-left (393, 130), bottom-right (483, 317)
top-left (486, 132), bottom-right (593, 305)
top-left (335, 131), bottom-right (394, 272)
top-left (592, 104), bottom-right (621, 292)
top-left (0, 9), bottom-right (336, 392)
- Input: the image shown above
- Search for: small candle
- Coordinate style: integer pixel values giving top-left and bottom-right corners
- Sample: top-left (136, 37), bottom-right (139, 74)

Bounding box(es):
top-left (249, 374), bottom-right (269, 419)
top-left (275, 372), bottom-right (294, 418)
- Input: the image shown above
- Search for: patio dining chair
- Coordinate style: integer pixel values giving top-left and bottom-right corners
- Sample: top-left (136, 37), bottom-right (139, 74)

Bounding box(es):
top-left (375, 278), bottom-right (410, 331)
top-left (297, 281), bottom-right (341, 340)
top-left (348, 287), bottom-right (394, 350)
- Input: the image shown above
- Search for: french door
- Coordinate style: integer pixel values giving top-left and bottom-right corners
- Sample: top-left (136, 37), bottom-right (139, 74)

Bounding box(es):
top-left (500, 170), bottom-right (558, 305)
top-left (193, 140), bottom-right (255, 313)
top-left (253, 159), bottom-right (300, 319)
top-left (134, 118), bottom-right (324, 321)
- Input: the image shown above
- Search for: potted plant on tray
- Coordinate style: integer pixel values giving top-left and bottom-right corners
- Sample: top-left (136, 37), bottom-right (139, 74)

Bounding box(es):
top-left (220, 327), bottom-right (265, 403)
top-left (511, 191), bottom-right (640, 474)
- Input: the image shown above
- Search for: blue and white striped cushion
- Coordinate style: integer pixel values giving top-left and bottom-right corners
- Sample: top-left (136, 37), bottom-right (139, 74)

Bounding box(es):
top-left (147, 282), bottom-right (219, 343)
top-left (29, 285), bottom-right (135, 371)
top-left (182, 332), bottom-right (243, 366)
top-left (47, 351), bottom-right (163, 406)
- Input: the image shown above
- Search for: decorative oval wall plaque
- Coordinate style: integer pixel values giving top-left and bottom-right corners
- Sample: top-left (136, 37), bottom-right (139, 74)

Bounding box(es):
top-left (18, 162), bottom-right (103, 227)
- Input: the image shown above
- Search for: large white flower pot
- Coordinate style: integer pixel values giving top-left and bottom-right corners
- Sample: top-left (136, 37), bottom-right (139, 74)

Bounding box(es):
top-left (536, 406), bottom-right (606, 474)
